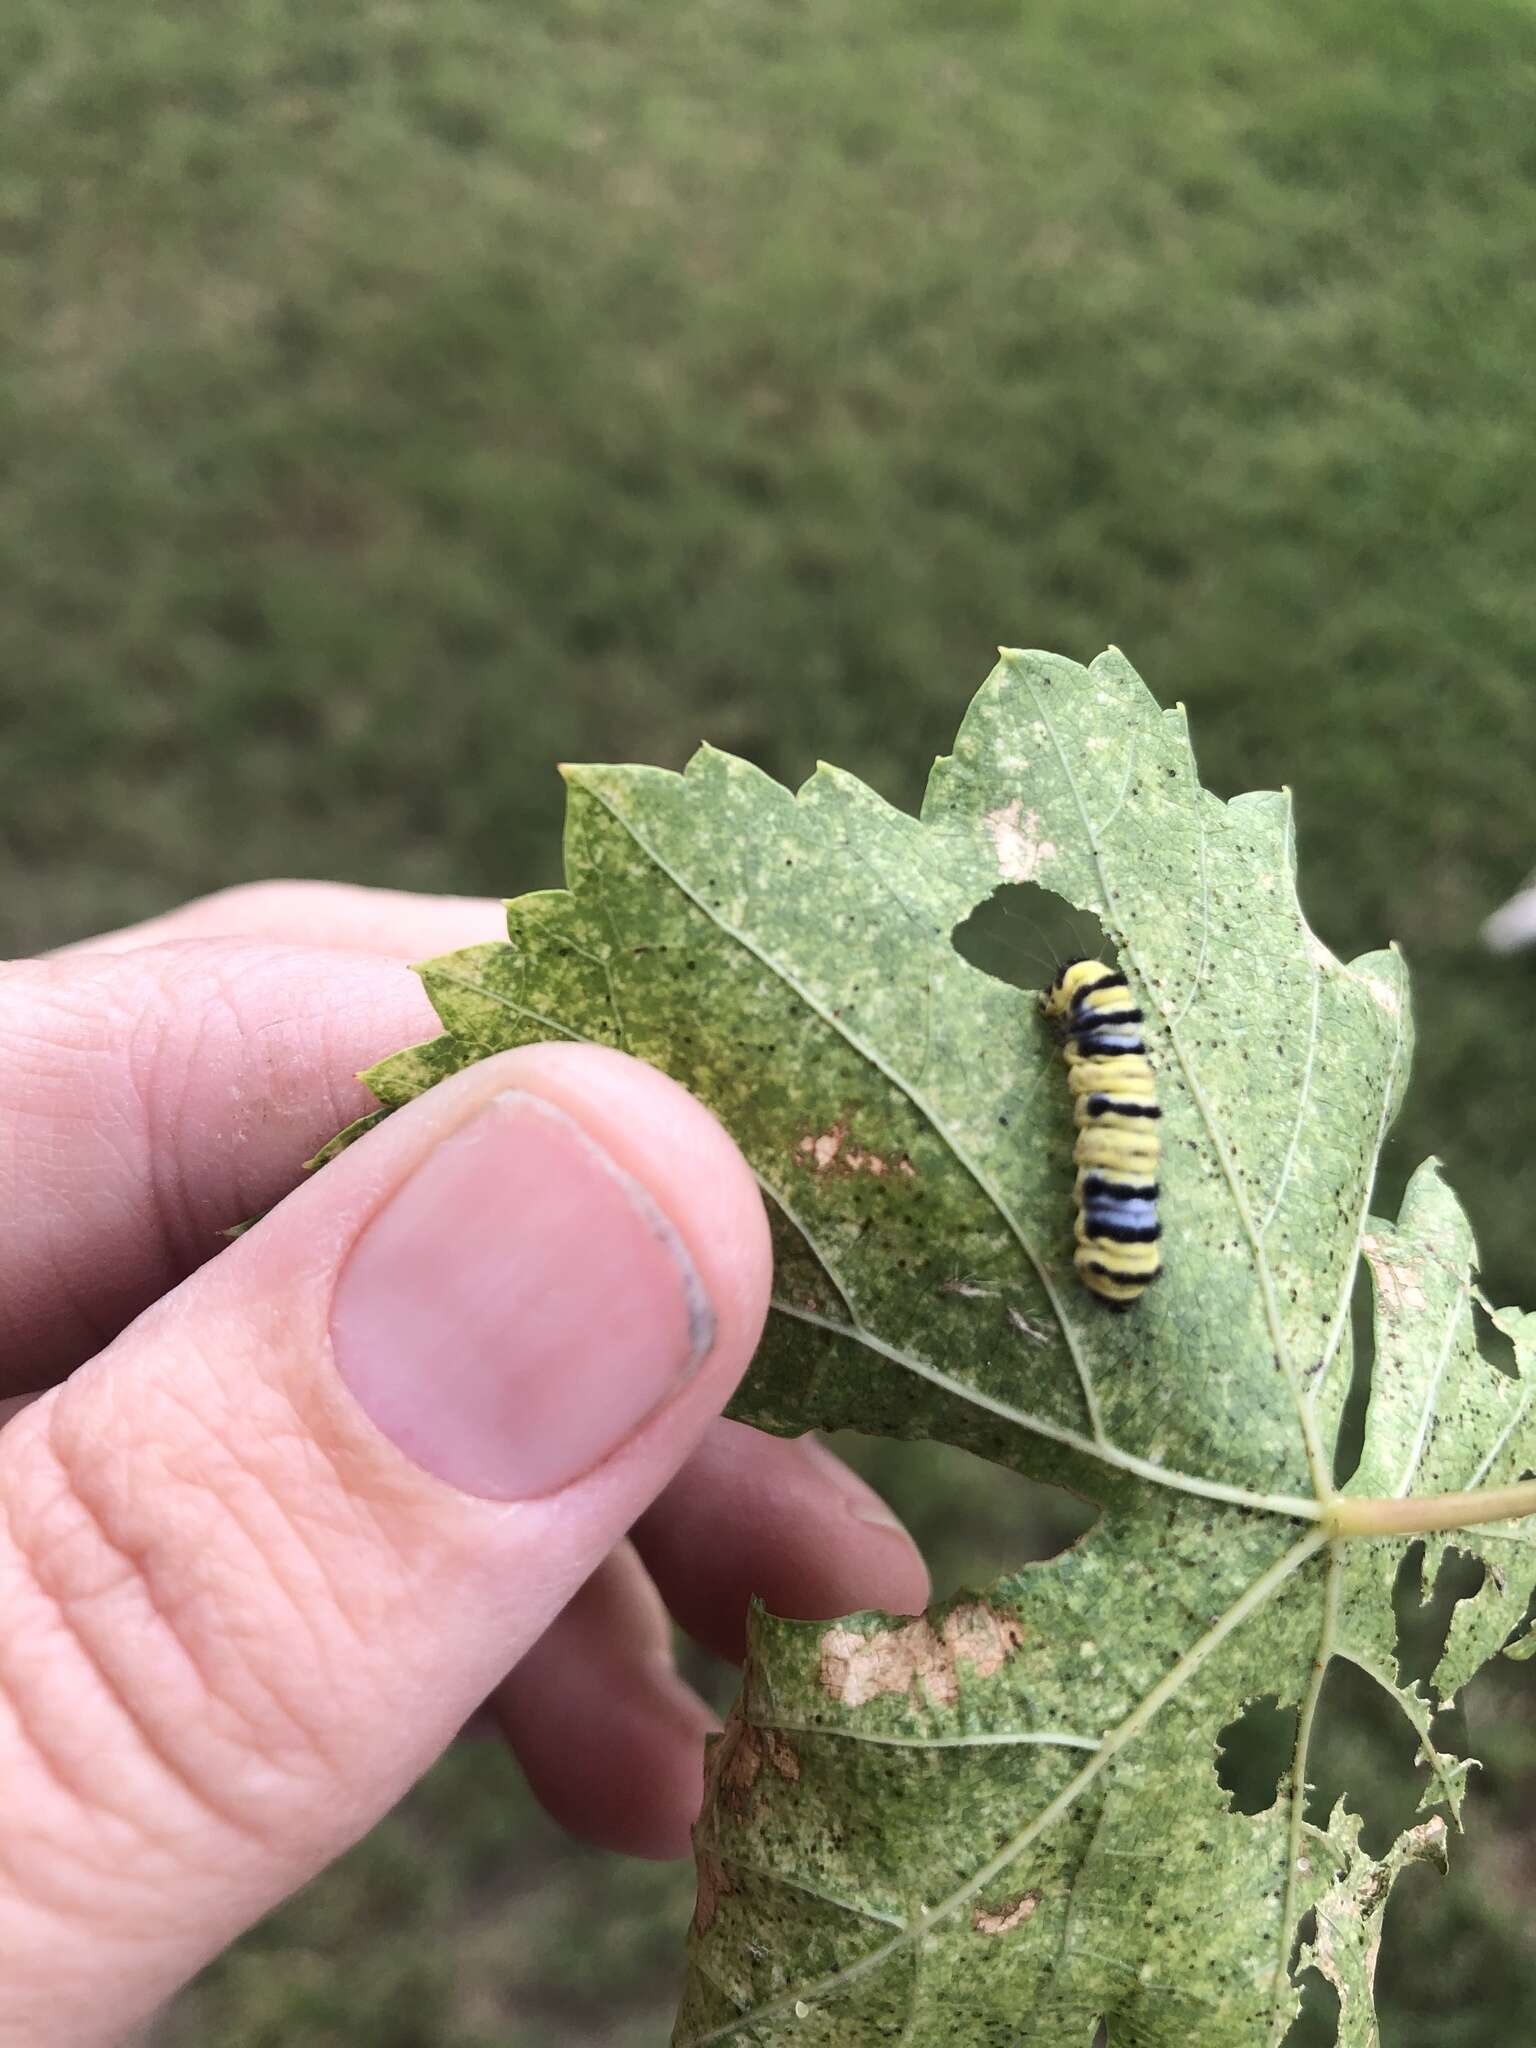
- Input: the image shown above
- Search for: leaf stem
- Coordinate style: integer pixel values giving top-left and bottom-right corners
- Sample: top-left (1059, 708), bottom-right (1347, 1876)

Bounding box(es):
top-left (1326, 1479), bottom-right (1536, 1540)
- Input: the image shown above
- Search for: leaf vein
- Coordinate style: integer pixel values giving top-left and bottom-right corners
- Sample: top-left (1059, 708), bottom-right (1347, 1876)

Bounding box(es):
top-left (1259, 969), bottom-right (1322, 1238)
top-left (1093, 730), bottom-right (1139, 839)
top-left (754, 1719), bottom-right (1103, 1754)
top-left (1396, 1280), bottom-right (1473, 1497)
top-left (720, 1857), bottom-right (906, 1929)
top-left (425, 967), bottom-right (590, 1049)
top-left (1462, 1382), bottom-right (1535, 1491)
top-left (769, 1297), bottom-right (1321, 1520)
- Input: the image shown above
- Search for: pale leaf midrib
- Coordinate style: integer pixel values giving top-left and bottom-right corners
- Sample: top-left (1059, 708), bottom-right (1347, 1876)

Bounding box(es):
top-left (749, 1719), bottom-right (1103, 1753)
top-left (1395, 1278), bottom-right (1473, 1498)
top-left (770, 1297), bottom-right (1320, 1522)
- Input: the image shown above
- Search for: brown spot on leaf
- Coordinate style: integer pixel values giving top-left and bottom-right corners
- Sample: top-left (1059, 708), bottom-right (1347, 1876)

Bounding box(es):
top-left (721, 1724), bottom-right (763, 1807)
top-left (973, 1889), bottom-right (1042, 1936)
top-left (763, 1730), bottom-right (802, 1781)
top-left (799, 1122), bottom-right (848, 1171)
top-left (693, 1850), bottom-right (739, 1934)
top-left (703, 1703), bottom-right (763, 1817)
top-left (1362, 1237), bottom-right (1431, 1318)
top-left (701, 1708), bottom-right (798, 1827)
top-left (796, 1121), bottom-right (913, 1179)
top-left (819, 1601), bottom-right (1025, 1709)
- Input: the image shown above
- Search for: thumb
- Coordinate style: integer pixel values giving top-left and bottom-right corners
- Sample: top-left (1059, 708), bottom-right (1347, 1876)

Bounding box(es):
top-left (0, 1043), bottom-right (771, 2048)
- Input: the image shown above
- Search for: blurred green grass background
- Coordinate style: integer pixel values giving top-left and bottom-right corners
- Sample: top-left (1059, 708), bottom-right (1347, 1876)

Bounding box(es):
top-left (6, 0), bottom-right (1536, 2039)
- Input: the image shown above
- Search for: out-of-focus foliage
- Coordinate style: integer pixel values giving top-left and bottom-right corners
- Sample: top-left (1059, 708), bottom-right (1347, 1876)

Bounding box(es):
top-left (7, 0), bottom-right (1534, 2040)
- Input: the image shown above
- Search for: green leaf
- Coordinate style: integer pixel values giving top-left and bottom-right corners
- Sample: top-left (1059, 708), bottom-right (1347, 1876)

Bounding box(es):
top-left (311, 648), bottom-right (1536, 2044)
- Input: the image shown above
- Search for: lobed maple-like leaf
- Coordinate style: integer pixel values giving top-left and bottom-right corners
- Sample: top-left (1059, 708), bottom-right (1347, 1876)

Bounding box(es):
top-left (313, 649), bottom-right (1536, 2044)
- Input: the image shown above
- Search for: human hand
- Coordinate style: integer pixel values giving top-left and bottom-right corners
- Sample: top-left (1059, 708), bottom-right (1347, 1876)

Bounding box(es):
top-left (0, 882), bottom-right (929, 2047)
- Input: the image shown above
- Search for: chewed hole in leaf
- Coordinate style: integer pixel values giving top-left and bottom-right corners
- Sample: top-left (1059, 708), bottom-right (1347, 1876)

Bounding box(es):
top-left (1394, 1543), bottom-right (1487, 1690)
top-left (949, 878), bottom-right (1108, 993)
top-left (1281, 1965), bottom-right (1341, 2048)
top-left (1389, 1543), bottom-right (1429, 1685)
top-left (1308, 1658), bottom-right (1432, 1854)
top-left (1506, 1582), bottom-right (1536, 1658)
top-left (1371, 1848), bottom-right (1485, 2034)
top-left (1331, 1255), bottom-right (1377, 1488)
top-left (821, 1433), bottom-right (1096, 1594)
top-left (1215, 1694), bottom-right (1300, 1814)
top-left (1473, 1296), bottom-right (1519, 1378)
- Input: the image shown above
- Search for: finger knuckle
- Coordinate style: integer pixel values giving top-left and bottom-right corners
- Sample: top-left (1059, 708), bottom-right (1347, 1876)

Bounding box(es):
top-left (0, 1393), bottom-right (357, 1878)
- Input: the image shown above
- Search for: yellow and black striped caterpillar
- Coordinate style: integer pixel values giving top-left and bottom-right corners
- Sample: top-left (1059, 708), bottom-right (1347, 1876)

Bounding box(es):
top-left (1040, 959), bottom-right (1161, 1308)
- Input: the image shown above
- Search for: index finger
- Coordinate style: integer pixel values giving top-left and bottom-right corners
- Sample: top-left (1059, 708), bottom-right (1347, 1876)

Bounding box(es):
top-left (1, 938), bottom-right (452, 1390)
top-left (45, 880), bottom-right (507, 962)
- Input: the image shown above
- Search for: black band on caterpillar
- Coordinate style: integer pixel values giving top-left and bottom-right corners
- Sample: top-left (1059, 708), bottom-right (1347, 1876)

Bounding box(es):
top-left (1069, 1006), bottom-right (1144, 1030)
top-left (1076, 971), bottom-right (1128, 999)
top-left (1081, 1176), bottom-right (1161, 1202)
